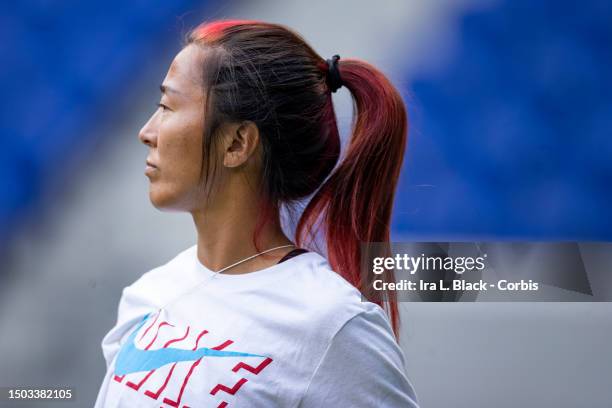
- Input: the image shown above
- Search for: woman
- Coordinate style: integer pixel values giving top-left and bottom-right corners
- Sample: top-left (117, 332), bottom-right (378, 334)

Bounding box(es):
top-left (95, 19), bottom-right (419, 407)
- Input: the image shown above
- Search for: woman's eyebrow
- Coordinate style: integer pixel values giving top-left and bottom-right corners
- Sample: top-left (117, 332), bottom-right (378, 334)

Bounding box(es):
top-left (160, 84), bottom-right (183, 97)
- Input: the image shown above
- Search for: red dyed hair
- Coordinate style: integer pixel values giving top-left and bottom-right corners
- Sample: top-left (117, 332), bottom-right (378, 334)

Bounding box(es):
top-left (186, 20), bottom-right (407, 337)
top-left (297, 59), bottom-right (407, 336)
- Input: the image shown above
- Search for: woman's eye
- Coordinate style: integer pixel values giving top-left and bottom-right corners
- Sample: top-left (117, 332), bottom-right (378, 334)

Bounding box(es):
top-left (157, 102), bottom-right (169, 111)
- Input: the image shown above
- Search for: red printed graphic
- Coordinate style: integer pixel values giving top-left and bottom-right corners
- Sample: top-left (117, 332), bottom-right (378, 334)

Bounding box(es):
top-left (143, 326), bottom-right (190, 399)
top-left (162, 331), bottom-right (232, 407)
top-left (126, 321), bottom-right (176, 391)
top-left (114, 311), bottom-right (272, 407)
top-left (232, 357), bottom-right (273, 374)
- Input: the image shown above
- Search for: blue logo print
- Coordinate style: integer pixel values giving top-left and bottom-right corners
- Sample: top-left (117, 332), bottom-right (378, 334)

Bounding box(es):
top-left (114, 314), bottom-right (263, 376)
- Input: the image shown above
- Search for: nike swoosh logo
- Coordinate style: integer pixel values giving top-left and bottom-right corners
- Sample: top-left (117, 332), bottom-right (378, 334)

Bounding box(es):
top-left (114, 313), bottom-right (263, 376)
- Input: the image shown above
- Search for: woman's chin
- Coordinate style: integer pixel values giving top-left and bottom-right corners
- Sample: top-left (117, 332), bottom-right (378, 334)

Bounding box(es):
top-left (148, 187), bottom-right (176, 210)
top-left (148, 186), bottom-right (193, 212)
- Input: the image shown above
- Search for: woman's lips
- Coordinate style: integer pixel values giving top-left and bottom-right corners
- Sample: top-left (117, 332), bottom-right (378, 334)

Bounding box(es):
top-left (145, 161), bottom-right (158, 176)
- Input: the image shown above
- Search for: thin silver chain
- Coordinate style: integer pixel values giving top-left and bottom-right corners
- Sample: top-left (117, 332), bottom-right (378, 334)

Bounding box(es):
top-left (213, 244), bottom-right (296, 274)
top-left (158, 244), bottom-right (295, 311)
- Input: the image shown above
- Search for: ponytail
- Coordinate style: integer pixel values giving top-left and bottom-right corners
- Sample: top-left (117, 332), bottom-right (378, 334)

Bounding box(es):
top-left (296, 58), bottom-right (408, 337)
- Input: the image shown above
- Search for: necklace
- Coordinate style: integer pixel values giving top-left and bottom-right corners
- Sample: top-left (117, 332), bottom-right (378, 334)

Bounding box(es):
top-left (212, 244), bottom-right (296, 275)
top-left (158, 243), bottom-right (296, 311)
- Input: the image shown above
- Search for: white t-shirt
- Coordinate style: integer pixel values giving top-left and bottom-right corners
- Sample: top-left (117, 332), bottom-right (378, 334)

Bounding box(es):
top-left (94, 245), bottom-right (419, 407)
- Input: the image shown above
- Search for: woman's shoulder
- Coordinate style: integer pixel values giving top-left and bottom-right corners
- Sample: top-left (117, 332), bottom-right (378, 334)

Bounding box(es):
top-left (289, 251), bottom-right (364, 299)
top-left (121, 245), bottom-right (199, 305)
top-left (135, 245), bottom-right (200, 285)
top-left (283, 253), bottom-right (419, 407)
top-left (100, 246), bottom-right (196, 364)
top-left (298, 301), bottom-right (420, 407)
top-left (276, 251), bottom-right (390, 330)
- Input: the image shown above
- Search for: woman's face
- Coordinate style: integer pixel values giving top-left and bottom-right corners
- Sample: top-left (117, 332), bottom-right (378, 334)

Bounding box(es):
top-left (138, 45), bottom-right (208, 211)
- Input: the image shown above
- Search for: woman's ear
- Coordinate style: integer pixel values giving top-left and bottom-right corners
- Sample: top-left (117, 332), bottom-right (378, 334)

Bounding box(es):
top-left (222, 121), bottom-right (261, 168)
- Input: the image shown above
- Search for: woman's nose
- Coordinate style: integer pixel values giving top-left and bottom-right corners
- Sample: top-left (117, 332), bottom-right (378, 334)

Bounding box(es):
top-left (138, 116), bottom-right (157, 147)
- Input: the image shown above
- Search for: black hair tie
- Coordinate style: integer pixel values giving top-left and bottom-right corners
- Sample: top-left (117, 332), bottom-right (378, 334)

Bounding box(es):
top-left (326, 54), bottom-right (343, 93)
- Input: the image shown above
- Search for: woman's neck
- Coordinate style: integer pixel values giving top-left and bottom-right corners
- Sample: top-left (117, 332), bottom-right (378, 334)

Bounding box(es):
top-left (191, 198), bottom-right (293, 274)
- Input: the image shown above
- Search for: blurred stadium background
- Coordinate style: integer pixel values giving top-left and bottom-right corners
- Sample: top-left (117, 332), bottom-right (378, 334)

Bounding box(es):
top-left (1, 0), bottom-right (611, 407)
